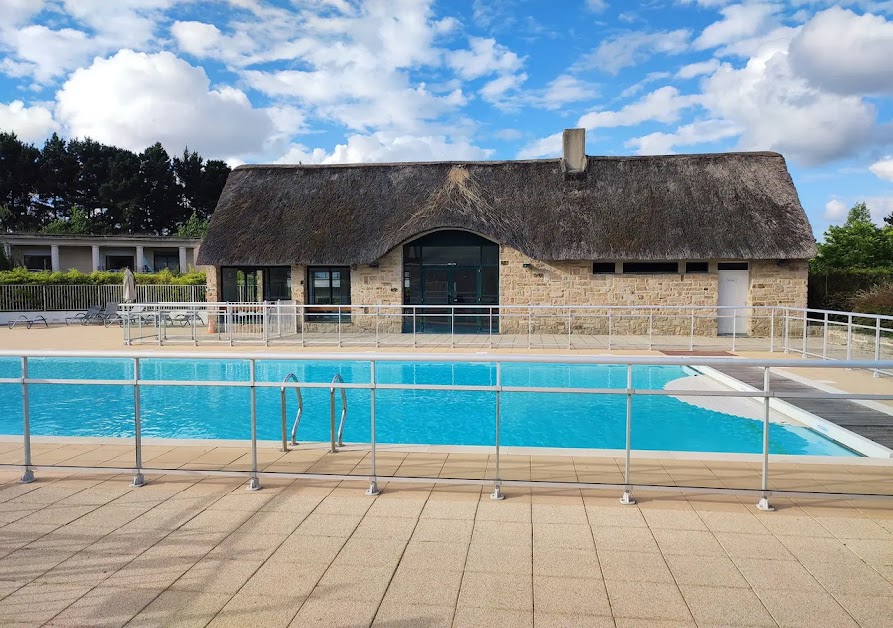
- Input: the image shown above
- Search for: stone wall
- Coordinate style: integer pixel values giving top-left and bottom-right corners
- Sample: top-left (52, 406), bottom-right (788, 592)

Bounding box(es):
top-left (748, 259), bottom-right (809, 337)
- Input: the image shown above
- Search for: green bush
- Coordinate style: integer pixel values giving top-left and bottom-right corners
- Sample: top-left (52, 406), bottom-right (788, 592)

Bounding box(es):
top-left (0, 267), bottom-right (206, 286)
top-left (808, 268), bottom-right (893, 312)
top-left (852, 284), bottom-right (893, 317)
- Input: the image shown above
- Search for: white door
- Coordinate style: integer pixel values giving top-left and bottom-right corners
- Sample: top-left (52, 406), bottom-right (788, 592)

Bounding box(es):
top-left (717, 270), bottom-right (749, 335)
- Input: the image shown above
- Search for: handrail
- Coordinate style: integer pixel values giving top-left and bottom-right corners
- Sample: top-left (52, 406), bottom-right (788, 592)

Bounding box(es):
top-left (281, 373), bottom-right (303, 450)
top-left (331, 373), bottom-right (347, 452)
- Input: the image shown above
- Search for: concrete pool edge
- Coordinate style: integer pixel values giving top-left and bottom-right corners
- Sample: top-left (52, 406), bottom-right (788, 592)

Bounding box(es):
top-left (696, 365), bottom-right (893, 459)
top-left (4, 434), bottom-right (893, 467)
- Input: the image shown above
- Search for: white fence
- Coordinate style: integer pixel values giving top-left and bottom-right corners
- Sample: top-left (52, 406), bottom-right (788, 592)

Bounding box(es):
top-left (0, 284), bottom-right (206, 311)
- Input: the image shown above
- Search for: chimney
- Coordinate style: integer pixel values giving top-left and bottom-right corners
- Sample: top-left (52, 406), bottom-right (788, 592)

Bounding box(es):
top-left (562, 128), bottom-right (587, 175)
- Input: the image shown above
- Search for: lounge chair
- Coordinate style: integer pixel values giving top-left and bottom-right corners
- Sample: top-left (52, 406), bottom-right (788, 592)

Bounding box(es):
top-left (100, 302), bottom-right (125, 327)
top-left (7, 315), bottom-right (48, 329)
top-left (65, 305), bottom-right (103, 326)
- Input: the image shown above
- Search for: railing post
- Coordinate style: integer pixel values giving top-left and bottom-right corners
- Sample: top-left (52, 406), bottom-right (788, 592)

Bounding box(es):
top-left (262, 302), bottom-right (269, 346)
top-left (648, 309), bottom-right (653, 351)
top-left (527, 307), bottom-right (532, 350)
top-left (620, 363), bottom-right (635, 504)
top-left (846, 314), bottom-right (853, 363)
top-left (300, 305), bottom-right (305, 347)
top-left (329, 381), bottom-right (337, 453)
top-left (567, 308), bottom-right (572, 350)
top-left (131, 358), bottom-right (145, 487)
top-left (732, 308), bottom-right (737, 352)
top-left (769, 308), bottom-right (776, 352)
top-left (488, 307), bottom-right (493, 349)
top-left (608, 311), bottom-right (613, 350)
top-left (450, 306), bottom-right (455, 348)
top-left (783, 308), bottom-right (790, 354)
top-left (20, 357), bottom-right (34, 484)
top-left (822, 311), bottom-right (829, 360)
top-left (337, 305), bottom-right (342, 347)
top-left (367, 360), bottom-right (379, 496)
top-left (375, 306), bottom-right (380, 348)
top-left (757, 366), bottom-right (774, 511)
top-left (227, 304), bottom-right (233, 346)
top-left (280, 384), bottom-right (289, 452)
top-left (689, 309), bottom-right (695, 351)
top-left (413, 306), bottom-right (417, 348)
top-left (491, 361), bottom-right (504, 500)
top-left (875, 318), bottom-right (882, 378)
top-left (801, 309), bottom-right (808, 356)
top-left (247, 359), bottom-right (261, 491)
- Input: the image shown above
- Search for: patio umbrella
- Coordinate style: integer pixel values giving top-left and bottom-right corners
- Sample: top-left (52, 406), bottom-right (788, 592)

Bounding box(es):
top-left (122, 267), bottom-right (137, 303)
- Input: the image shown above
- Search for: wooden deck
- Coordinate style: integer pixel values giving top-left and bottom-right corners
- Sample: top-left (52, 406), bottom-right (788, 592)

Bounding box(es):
top-left (712, 365), bottom-right (893, 450)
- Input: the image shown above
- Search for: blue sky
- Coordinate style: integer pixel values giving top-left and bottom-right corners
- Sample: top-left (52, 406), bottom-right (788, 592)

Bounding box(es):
top-left (1, 1), bottom-right (893, 238)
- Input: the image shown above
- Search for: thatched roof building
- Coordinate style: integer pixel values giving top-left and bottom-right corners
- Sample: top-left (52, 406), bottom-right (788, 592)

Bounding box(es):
top-left (198, 150), bottom-right (815, 267)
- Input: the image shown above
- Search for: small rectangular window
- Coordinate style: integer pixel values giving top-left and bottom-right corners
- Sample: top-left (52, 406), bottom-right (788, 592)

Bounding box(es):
top-left (592, 262), bottom-right (615, 274)
top-left (717, 262), bottom-right (749, 271)
top-left (685, 262), bottom-right (709, 273)
top-left (307, 266), bottom-right (351, 322)
top-left (622, 262), bottom-right (680, 274)
top-left (23, 255), bottom-right (52, 271)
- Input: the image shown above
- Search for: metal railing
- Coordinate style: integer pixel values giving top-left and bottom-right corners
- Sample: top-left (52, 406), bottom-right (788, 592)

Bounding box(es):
top-left (282, 374), bottom-right (303, 451)
top-left (118, 302), bottom-right (893, 374)
top-left (0, 284), bottom-right (206, 311)
top-left (1, 350), bottom-right (891, 509)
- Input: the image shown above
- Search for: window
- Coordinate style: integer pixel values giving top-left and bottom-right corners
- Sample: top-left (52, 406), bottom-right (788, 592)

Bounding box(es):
top-left (106, 255), bottom-right (134, 271)
top-left (307, 266), bottom-right (351, 321)
top-left (23, 255), bottom-right (52, 271)
top-left (717, 262), bottom-right (749, 271)
top-left (685, 261), bottom-right (709, 273)
top-left (592, 262), bottom-right (615, 274)
top-left (622, 262), bottom-right (680, 274)
top-left (153, 253), bottom-right (179, 272)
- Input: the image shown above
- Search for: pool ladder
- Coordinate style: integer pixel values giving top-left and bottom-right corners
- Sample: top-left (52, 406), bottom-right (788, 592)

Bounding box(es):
top-left (281, 373), bottom-right (347, 454)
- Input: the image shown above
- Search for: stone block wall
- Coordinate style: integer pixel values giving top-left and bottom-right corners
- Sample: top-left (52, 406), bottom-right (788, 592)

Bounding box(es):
top-left (747, 259), bottom-right (809, 337)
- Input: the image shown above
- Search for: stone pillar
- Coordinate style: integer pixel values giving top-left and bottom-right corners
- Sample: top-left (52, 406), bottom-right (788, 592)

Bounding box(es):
top-left (178, 246), bottom-right (187, 273)
top-left (50, 244), bottom-right (60, 272)
top-left (91, 245), bottom-right (100, 272)
top-left (135, 245), bottom-right (144, 272)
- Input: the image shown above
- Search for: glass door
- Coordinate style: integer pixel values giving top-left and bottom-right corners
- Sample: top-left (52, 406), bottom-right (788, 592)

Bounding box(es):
top-left (421, 267), bottom-right (450, 332)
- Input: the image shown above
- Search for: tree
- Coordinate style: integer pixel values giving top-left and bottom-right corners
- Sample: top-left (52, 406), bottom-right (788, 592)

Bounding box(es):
top-left (176, 211), bottom-right (209, 238)
top-left (137, 143), bottom-right (182, 234)
top-left (0, 132), bottom-right (41, 231)
top-left (41, 204), bottom-right (93, 234)
top-left (173, 149), bottom-right (229, 221)
top-left (36, 133), bottom-right (78, 224)
top-left (815, 203), bottom-right (893, 270)
top-left (885, 210), bottom-right (892, 227)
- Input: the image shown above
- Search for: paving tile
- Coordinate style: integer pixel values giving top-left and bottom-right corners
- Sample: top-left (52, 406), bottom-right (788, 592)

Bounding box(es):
top-left (383, 566), bottom-right (463, 607)
top-left (331, 536), bottom-right (407, 569)
top-left (697, 510), bottom-right (769, 535)
top-left (43, 584), bottom-right (163, 627)
top-left (239, 558), bottom-right (328, 598)
top-left (755, 588), bottom-right (860, 628)
top-left (591, 525), bottom-right (660, 553)
top-left (605, 580), bottom-right (692, 622)
top-left (641, 508), bottom-right (708, 531)
top-left (464, 542), bottom-right (531, 575)
top-left (235, 510), bottom-right (307, 536)
top-left (664, 554), bottom-right (748, 588)
top-left (271, 532), bottom-right (346, 564)
top-left (294, 513), bottom-right (362, 537)
top-left (365, 497), bottom-right (426, 519)
top-left (0, 547), bottom-right (70, 583)
top-left (833, 593), bottom-right (893, 628)
top-left (419, 498), bottom-right (479, 520)
top-left (169, 557), bottom-right (263, 594)
top-left (714, 532), bottom-right (795, 560)
top-left (35, 550), bottom-right (132, 587)
top-left (372, 601), bottom-right (454, 627)
top-left (207, 531), bottom-right (288, 562)
top-left (759, 514), bottom-right (834, 538)
top-left (311, 563), bottom-right (393, 602)
top-left (844, 538), bottom-right (893, 567)
top-left (731, 557), bottom-right (823, 591)
top-left (816, 517), bottom-right (893, 540)
top-left (471, 520), bottom-right (531, 547)
top-left (124, 590), bottom-right (232, 628)
top-left (102, 553), bottom-right (196, 590)
top-left (352, 514), bottom-right (418, 540)
top-left (314, 494), bottom-right (374, 516)
top-left (141, 529), bottom-right (229, 560)
top-left (17, 505), bottom-right (98, 527)
top-left (533, 575), bottom-right (611, 616)
top-left (533, 523), bottom-right (594, 550)
top-left (598, 550), bottom-right (674, 583)
top-left (679, 585), bottom-right (775, 626)
top-left (611, 620), bottom-right (695, 628)
top-left (0, 581), bottom-right (93, 627)
top-left (800, 559), bottom-right (893, 596)
top-left (532, 503), bottom-right (589, 525)
top-left (289, 596), bottom-right (378, 627)
top-left (457, 571), bottom-right (532, 611)
top-left (412, 517), bottom-right (474, 544)
top-left (206, 491), bottom-right (275, 512)
top-left (652, 529), bottom-right (724, 556)
top-left (534, 612), bottom-right (615, 627)
top-left (585, 505), bottom-right (648, 528)
top-left (179, 508), bottom-right (254, 533)
top-left (260, 492), bottom-right (325, 513)
top-left (452, 606), bottom-right (533, 627)
top-left (209, 591), bottom-right (303, 628)
top-left (399, 540), bottom-right (468, 572)
top-left (533, 545), bottom-right (601, 579)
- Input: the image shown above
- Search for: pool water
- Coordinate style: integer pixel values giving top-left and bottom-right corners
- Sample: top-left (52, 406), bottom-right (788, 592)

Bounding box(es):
top-left (0, 358), bottom-right (856, 456)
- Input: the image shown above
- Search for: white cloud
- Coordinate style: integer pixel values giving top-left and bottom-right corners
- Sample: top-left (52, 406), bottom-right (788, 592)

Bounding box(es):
top-left (480, 72), bottom-right (528, 107)
top-left (516, 132), bottom-right (563, 160)
top-left (626, 118), bottom-right (742, 154)
top-left (0, 0), bottom-right (47, 26)
top-left (788, 7), bottom-right (893, 94)
top-left (55, 50), bottom-right (274, 160)
top-left (447, 37), bottom-right (524, 80)
top-left (58, 0), bottom-right (176, 50)
top-left (0, 100), bottom-right (57, 143)
top-left (171, 21), bottom-right (223, 58)
top-left (869, 157), bottom-right (893, 182)
top-left (823, 198), bottom-right (847, 221)
top-left (1, 25), bottom-right (97, 84)
top-left (694, 3), bottom-right (779, 50)
top-left (494, 128), bottom-right (522, 140)
top-left (700, 52), bottom-right (876, 165)
top-left (533, 74), bottom-right (597, 110)
top-left (276, 131), bottom-right (493, 164)
top-left (586, 0), bottom-right (609, 12)
top-left (675, 58), bottom-right (720, 79)
top-left (863, 197), bottom-right (893, 224)
top-left (579, 29), bottom-right (690, 74)
top-left (578, 86), bottom-right (699, 129)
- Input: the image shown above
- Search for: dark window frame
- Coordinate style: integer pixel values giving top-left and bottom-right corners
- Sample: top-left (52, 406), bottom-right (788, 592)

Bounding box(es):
top-left (592, 262), bottom-right (616, 274)
top-left (307, 266), bottom-right (351, 322)
top-left (23, 254), bottom-right (52, 271)
top-left (622, 261), bottom-right (681, 274)
top-left (717, 262), bottom-right (749, 271)
top-left (685, 261), bottom-right (710, 274)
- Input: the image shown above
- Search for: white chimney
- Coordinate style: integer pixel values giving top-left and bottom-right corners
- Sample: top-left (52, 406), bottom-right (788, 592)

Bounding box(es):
top-left (562, 128), bottom-right (587, 174)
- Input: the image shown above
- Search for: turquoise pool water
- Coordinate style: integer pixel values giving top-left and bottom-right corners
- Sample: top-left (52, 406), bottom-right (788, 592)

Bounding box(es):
top-left (0, 358), bottom-right (856, 456)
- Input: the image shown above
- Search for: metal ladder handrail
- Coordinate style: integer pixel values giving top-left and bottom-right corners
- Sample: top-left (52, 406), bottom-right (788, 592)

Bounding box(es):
top-left (281, 373), bottom-right (304, 450)
top-left (331, 373), bottom-right (347, 450)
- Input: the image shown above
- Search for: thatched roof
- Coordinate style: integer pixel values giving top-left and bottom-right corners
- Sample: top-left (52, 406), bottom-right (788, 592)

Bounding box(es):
top-left (197, 152), bottom-right (816, 266)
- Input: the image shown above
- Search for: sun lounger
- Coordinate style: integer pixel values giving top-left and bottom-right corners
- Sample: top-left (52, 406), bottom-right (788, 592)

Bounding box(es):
top-left (99, 302), bottom-right (125, 327)
top-left (8, 315), bottom-right (48, 329)
top-left (65, 305), bottom-right (103, 326)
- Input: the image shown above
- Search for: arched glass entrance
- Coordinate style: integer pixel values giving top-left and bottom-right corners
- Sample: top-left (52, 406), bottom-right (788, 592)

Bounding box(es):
top-left (402, 230), bottom-right (499, 333)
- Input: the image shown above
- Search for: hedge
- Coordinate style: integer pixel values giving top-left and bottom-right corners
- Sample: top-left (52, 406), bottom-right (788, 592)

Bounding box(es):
top-left (0, 268), bottom-right (206, 286)
top-left (808, 268), bottom-right (893, 312)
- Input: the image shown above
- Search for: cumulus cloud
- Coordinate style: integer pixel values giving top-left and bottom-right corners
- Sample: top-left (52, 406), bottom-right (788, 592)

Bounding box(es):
top-left (171, 21), bottom-right (224, 58)
top-left (276, 131), bottom-right (493, 164)
top-left (625, 119), bottom-right (741, 154)
top-left (789, 7), bottom-right (893, 95)
top-left (447, 37), bottom-right (524, 80)
top-left (0, 0), bottom-right (47, 26)
top-left (578, 29), bottom-right (690, 74)
top-left (0, 100), bottom-right (57, 142)
top-left (55, 50), bottom-right (274, 160)
top-left (531, 74), bottom-right (597, 110)
top-left (869, 157), bottom-right (893, 182)
top-left (823, 198), bottom-right (848, 221)
top-left (1, 25), bottom-right (97, 84)
top-left (578, 86), bottom-right (699, 129)
top-left (675, 58), bottom-right (720, 79)
top-left (516, 132), bottom-right (562, 159)
top-left (694, 3), bottom-right (779, 50)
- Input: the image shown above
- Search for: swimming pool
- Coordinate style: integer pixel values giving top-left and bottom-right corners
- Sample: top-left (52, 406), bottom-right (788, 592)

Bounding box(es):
top-left (0, 358), bottom-right (856, 456)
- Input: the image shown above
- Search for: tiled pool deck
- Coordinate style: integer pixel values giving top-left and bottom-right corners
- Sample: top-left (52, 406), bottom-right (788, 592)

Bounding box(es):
top-left (2, 325), bottom-right (892, 626)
